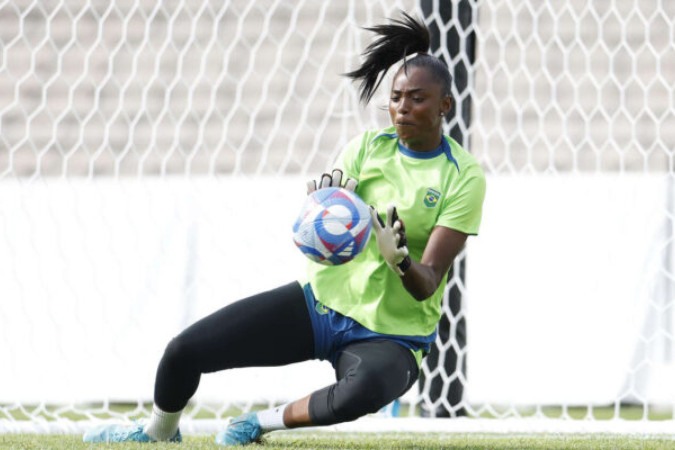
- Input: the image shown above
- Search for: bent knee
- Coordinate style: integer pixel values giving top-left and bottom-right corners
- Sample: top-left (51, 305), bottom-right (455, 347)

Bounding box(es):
top-left (161, 335), bottom-right (195, 368)
top-left (309, 375), bottom-right (396, 425)
top-left (341, 374), bottom-right (393, 416)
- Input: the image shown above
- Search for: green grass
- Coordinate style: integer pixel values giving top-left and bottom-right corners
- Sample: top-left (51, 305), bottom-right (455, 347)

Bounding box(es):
top-left (2, 432), bottom-right (675, 450)
top-left (3, 405), bottom-right (674, 449)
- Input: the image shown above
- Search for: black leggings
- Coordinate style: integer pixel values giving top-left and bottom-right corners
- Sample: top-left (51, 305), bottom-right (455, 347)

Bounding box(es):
top-left (154, 282), bottom-right (419, 425)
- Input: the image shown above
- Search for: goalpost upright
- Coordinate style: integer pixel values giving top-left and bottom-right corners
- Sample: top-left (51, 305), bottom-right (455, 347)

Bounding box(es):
top-left (417, 0), bottom-right (476, 419)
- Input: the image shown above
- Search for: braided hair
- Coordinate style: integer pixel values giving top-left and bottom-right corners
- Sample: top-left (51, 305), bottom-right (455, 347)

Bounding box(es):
top-left (345, 11), bottom-right (453, 104)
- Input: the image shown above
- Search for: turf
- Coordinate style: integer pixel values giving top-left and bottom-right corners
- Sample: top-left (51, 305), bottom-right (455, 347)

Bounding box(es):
top-left (2, 432), bottom-right (675, 450)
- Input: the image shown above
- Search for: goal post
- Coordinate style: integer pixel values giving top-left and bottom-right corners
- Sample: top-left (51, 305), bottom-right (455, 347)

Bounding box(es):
top-left (1, 0), bottom-right (675, 435)
top-left (417, 0), bottom-right (476, 419)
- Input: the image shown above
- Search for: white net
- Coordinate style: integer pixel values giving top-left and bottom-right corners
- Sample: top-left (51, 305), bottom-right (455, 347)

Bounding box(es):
top-left (0, 0), bottom-right (373, 177)
top-left (1, 0), bottom-right (675, 435)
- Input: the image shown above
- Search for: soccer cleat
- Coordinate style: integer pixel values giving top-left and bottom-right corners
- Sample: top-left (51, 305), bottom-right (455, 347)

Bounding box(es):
top-left (214, 413), bottom-right (263, 446)
top-left (82, 421), bottom-right (182, 444)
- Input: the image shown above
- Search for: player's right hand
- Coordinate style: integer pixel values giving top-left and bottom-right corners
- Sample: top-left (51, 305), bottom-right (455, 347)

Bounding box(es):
top-left (306, 168), bottom-right (358, 194)
top-left (369, 205), bottom-right (411, 276)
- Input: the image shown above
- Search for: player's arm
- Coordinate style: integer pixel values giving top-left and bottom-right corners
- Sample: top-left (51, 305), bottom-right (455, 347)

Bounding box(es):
top-left (400, 225), bottom-right (467, 301)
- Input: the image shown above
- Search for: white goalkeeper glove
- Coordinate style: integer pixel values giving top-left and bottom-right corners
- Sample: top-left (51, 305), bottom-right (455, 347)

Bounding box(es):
top-left (369, 205), bottom-right (412, 276)
top-left (306, 168), bottom-right (358, 194)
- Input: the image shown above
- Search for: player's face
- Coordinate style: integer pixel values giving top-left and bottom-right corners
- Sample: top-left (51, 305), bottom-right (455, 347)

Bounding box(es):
top-left (388, 66), bottom-right (452, 151)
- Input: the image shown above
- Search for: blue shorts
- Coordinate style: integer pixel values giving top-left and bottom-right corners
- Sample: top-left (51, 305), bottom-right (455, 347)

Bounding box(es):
top-left (302, 283), bottom-right (436, 366)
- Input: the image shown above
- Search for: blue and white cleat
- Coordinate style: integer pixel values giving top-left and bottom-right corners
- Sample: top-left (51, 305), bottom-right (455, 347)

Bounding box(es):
top-left (215, 413), bottom-right (263, 446)
top-left (82, 421), bottom-right (182, 443)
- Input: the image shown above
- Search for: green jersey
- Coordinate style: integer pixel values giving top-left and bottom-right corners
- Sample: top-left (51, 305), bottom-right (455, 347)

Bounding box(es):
top-left (305, 126), bottom-right (486, 337)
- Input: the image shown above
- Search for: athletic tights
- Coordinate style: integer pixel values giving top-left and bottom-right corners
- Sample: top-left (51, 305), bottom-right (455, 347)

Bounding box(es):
top-left (153, 282), bottom-right (419, 425)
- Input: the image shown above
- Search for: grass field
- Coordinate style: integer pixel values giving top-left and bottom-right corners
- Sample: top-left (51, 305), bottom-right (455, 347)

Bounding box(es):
top-left (3, 406), bottom-right (675, 449)
top-left (2, 432), bottom-right (675, 450)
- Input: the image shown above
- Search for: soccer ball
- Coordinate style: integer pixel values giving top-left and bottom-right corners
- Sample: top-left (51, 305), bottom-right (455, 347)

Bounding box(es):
top-left (293, 187), bottom-right (372, 265)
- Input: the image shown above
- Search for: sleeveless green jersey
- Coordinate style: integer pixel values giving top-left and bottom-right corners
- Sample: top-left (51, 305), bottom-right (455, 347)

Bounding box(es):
top-left (305, 126), bottom-right (486, 337)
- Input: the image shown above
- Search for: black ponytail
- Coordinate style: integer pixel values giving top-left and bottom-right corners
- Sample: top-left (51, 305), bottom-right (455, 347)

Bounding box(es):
top-left (345, 11), bottom-right (453, 105)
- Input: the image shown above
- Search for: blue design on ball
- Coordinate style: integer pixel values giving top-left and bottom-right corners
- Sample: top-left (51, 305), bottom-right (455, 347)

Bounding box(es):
top-left (292, 187), bottom-right (372, 265)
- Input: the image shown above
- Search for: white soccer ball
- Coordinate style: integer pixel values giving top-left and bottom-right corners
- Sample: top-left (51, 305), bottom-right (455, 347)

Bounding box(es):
top-left (292, 187), bottom-right (372, 265)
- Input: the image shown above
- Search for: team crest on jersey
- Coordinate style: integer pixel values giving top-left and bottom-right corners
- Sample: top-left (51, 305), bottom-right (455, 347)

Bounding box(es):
top-left (424, 188), bottom-right (441, 207)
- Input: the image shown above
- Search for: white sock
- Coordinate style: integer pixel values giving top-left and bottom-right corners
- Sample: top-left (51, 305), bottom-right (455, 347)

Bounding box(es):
top-left (256, 403), bottom-right (289, 432)
top-left (143, 405), bottom-right (182, 441)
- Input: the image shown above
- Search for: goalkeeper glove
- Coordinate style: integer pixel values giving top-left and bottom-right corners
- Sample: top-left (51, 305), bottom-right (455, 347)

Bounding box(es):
top-left (306, 168), bottom-right (358, 194)
top-left (369, 205), bottom-right (412, 276)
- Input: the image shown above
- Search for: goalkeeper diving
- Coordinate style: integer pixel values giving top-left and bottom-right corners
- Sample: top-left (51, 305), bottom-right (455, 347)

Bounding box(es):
top-left (83, 11), bottom-right (486, 446)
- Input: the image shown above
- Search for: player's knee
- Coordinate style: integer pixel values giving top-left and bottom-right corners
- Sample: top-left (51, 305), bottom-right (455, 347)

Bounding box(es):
top-left (310, 371), bottom-right (402, 425)
top-left (333, 369), bottom-right (393, 421)
top-left (341, 391), bottom-right (387, 420)
top-left (160, 335), bottom-right (194, 369)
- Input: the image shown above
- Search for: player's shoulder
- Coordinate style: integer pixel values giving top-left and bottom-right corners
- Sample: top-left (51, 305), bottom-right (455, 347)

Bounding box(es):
top-left (445, 135), bottom-right (484, 177)
top-left (354, 126), bottom-right (396, 145)
top-left (360, 126), bottom-right (399, 154)
top-left (343, 127), bottom-right (397, 159)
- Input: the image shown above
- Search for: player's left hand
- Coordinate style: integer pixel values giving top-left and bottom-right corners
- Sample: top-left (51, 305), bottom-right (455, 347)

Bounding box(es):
top-left (369, 205), bottom-right (412, 276)
top-left (306, 168), bottom-right (358, 194)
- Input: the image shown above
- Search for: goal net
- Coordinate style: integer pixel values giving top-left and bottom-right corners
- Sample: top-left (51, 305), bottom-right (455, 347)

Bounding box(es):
top-left (1, 0), bottom-right (674, 435)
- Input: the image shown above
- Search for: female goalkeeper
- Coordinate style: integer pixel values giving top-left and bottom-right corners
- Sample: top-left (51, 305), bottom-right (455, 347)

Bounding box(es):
top-left (84, 11), bottom-right (486, 446)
